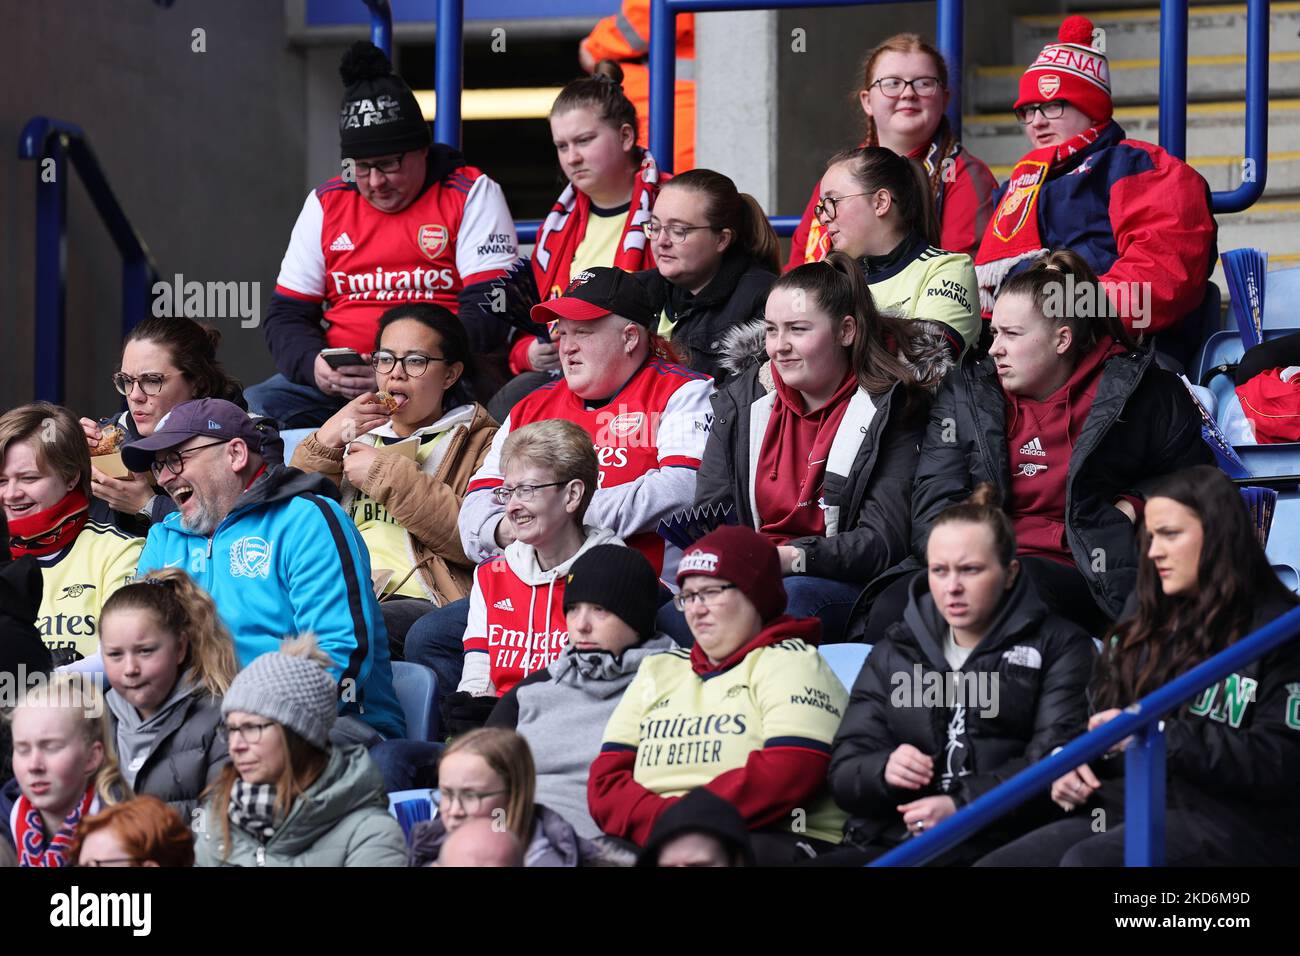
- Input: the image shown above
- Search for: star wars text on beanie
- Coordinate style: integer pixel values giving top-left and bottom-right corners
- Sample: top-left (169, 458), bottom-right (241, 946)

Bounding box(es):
top-left (338, 41), bottom-right (433, 160)
top-left (221, 635), bottom-right (338, 750)
top-left (1015, 15), bottom-right (1112, 125)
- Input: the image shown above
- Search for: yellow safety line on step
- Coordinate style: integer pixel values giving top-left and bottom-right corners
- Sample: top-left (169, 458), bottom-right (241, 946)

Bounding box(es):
top-left (1221, 200), bottom-right (1300, 216)
top-left (414, 87), bottom-right (561, 122)
top-left (978, 51), bottom-right (1300, 78)
top-left (1020, 3), bottom-right (1300, 26)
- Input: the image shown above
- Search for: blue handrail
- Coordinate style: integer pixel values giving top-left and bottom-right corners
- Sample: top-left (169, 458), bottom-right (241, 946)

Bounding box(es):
top-left (435, 0), bottom-right (465, 149)
top-left (871, 603), bottom-right (1300, 866)
top-left (363, 0), bottom-right (393, 56)
top-left (18, 117), bottom-right (159, 404)
top-left (648, 0), bottom-right (964, 177)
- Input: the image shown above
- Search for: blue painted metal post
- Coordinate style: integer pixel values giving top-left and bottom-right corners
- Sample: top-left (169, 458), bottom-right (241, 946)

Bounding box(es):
top-left (935, 0), bottom-right (963, 142)
top-left (364, 0), bottom-right (393, 58)
top-left (435, 0), bottom-right (464, 148)
top-left (33, 135), bottom-right (68, 404)
top-left (1123, 720), bottom-right (1167, 866)
top-left (649, 0), bottom-right (676, 172)
top-left (1158, 0), bottom-right (1188, 159)
top-left (1214, 0), bottom-right (1270, 213)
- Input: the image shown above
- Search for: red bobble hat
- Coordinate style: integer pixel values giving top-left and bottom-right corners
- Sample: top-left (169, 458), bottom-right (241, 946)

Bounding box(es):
top-left (1015, 15), bottom-right (1113, 124)
top-left (676, 525), bottom-right (787, 624)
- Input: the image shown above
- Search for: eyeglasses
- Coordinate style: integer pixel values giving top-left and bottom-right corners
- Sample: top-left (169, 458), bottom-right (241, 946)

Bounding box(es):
top-left (349, 153), bottom-right (406, 177)
top-left (78, 858), bottom-right (141, 868)
top-left (491, 481), bottom-right (569, 505)
top-left (814, 192), bottom-right (873, 222)
top-left (112, 372), bottom-right (169, 396)
top-left (219, 720), bottom-right (277, 744)
top-left (672, 583), bottom-right (738, 611)
top-left (871, 76), bottom-right (943, 98)
top-left (643, 221), bottom-right (717, 244)
top-left (149, 440), bottom-right (230, 479)
top-left (439, 787), bottom-right (508, 815)
top-left (1014, 101), bottom-right (1068, 124)
top-left (372, 351), bottom-right (450, 377)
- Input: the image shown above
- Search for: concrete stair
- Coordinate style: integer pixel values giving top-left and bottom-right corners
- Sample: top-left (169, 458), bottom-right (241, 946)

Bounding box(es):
top-left (966, 3), bottom-right (1300, 287)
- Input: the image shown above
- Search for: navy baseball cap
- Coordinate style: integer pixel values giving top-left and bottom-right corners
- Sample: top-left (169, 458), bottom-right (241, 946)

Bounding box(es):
top-left (121, 399), bottom-right (272, 472)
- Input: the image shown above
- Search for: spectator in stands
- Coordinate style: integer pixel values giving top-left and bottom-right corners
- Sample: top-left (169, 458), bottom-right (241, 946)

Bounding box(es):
top-left (2, 673), bottom-right (128, 867)
top-left (193, 636), bottom-right (407, 866)
top-left (789, 32), bottom-right (998, 267)
top-left (81, 316), bottom-right (256, 528)
top-left (589, 526), bottom-right (848, 863)
top-left (634, 169), bottom-right (780, 385)
top-left (864, 251), bottom-right (1213, 641)
top-left (248, 41), bottom-right (520, 428)
top-left (637, 788), bottom-right (755, 866)
top-left (0, 404), bottom-right (142, 668)
top-left (974, 16), bottom-right (1216, 364)
top-left (492, 67), bottom-right (664, 421)
top-left (816, 146), bottom-right (980, 356)
top-left (436, 817), bottom-right (524, 867)
top-left (979, 466), bottom-right (1300, 866)
top-left (126, 398), bottom-right (405, 741)
top-left (71, 795), bottom-right (195, 867)
top-left (488, 544), bottom-right (675, 839)
top-left (579, 0), bottom-right (696, 173)
top-left (825, 485), bottom-right (1094, 865)
top-left (100, 569), bottom-right (237, 820)
top-left (0, 511), bottom-right (52, 792)
top-left (690, 253), bottom-right (947, 642)
top-left (290, 303), bottom-right (497, 653)
top-left (409, 728), bottom-right (607, 867)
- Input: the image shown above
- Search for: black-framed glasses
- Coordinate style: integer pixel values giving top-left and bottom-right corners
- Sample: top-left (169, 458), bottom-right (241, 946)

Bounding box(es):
top-left (219, 720), bottom-right (277, 744)
top-left (871, 76), bottom-right (943, 98)
top-left (112, 372), bottom-right (169, 396)
top-left (672, 583), bottom-right (738, 611)
top-left (814, 192), bottom-right (872, 222)
top-left (643, 221), bottom-right (717, 244)
top-left (349, 153), bottom-right (407, 177)
top-left (1014, 101), bottom-right (1068, 124)
top-left (149, 440), bottom-right (230, 479)
top-left (372, 351), bottom-right (449, 377)
top-left (491, 481), bottom-right (569, 505)
top-left (438, 787), bottom-right (508, 815)
top-left (78, 858), bottom-right (141, 868)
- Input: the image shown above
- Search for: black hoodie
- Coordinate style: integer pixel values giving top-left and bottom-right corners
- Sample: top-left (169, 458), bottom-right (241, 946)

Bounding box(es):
top-left (828, 571), bottom-right (1096, 848)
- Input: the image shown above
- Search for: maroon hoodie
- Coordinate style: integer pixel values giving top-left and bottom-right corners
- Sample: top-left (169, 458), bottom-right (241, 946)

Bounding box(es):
top-left (1004, 338), bottom-right (1125, 564)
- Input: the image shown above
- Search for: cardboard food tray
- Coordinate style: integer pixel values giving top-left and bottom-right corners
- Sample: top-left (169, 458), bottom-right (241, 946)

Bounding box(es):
top-left (91, 451), bottom-right (131, 478)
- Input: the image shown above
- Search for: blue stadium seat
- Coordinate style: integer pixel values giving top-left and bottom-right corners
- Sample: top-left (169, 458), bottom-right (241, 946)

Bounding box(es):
top-left (820, 643), bottom-right (872, 692)
top-left (391, 661), bottom-right (439, 742)
top-left (278, 427), bottom-right (313, 463)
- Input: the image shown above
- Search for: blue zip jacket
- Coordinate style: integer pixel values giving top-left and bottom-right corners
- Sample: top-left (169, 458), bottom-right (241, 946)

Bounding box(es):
top-left (137, 465), bottom-right (405, 739)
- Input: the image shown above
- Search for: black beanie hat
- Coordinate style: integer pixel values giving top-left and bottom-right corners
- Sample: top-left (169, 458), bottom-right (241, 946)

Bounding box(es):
top-left (338, 41), bottom-right (433, 160)
top-left (637, 789), bottom-right (755, 867)
top-left (562, 545), bottom-right (660, 641)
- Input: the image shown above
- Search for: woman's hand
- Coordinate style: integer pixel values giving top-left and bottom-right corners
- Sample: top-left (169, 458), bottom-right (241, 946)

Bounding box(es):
top-left (80, 417), bottom-right (103, 447)
top-left (897, 795), bottom-right (957, 835)
top-left (90, 467), bottom-right (155, 515)
top-left (313, 353), bottom-right (378, 399)
top-left (1089, 707), bottom-right (1134, 753)
top-left (1113, 498), bottom-right (1137, 523)
top-left (317, 394), bottom-right (390, 450)
top-left (1050, 763), bottom-right (1102, 812)
top-left (884, 744), bottom-right (934, 790)
top-left (342, 443), bottom-right (381, 489)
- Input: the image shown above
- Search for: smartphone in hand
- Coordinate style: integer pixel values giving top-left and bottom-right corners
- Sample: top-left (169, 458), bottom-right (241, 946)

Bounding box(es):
top-left (320, 348), bottom-right (368, 369)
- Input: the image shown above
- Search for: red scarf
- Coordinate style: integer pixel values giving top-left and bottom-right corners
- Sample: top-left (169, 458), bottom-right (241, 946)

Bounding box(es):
top-left (15, 786), bottom-right (96, 867)
top-left (7, 488), bottom-right (90, 559)
top-left (755, 368), bottom-right (858, 544)
top-left (531, 151), bottom-right (663, 301)
top-left (974, 123), bottom-right (1108, 314)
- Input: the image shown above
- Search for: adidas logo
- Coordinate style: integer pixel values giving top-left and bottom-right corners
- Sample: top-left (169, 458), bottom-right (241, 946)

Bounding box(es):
top-left (1019, 437), bottom-right (1046, 457)
top-left (493, 598), bottom-right (515, 612)
top-left (329, 232), bottom-right (355, 251)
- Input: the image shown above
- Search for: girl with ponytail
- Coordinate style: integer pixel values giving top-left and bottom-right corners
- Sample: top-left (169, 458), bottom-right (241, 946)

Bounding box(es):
top-left (99, 568), bottom-right (237, 820)
top-left (789, 33), bottom-right (998, 267)
top-left (637, 168), bottom-right (781, 384)
top-left (693, 251), bottom-right (952, 642)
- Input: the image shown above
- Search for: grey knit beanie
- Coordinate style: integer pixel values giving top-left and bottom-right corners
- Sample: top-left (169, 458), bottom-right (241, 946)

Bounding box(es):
top-left (222, 642), bottom-right (337, 749)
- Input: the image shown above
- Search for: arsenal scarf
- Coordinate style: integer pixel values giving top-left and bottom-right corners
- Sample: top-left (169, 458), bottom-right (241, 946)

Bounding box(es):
top-left (8, 488), bottom-right (90, 559)
top-left (974, 123), bottom-right (1108, 314)
top-left (531, 151), bottom-right (663, 301)
top-left (15, 786), bottom-right (97, 867)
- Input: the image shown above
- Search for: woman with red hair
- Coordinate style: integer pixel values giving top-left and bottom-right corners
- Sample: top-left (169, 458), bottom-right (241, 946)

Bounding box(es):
top-left (71, 795), bottom-right (195, 867)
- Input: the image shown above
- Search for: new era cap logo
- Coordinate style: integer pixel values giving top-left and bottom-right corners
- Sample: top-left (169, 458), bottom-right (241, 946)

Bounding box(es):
top-left (330, 232), bottom-right (355, 251)
top-left (678, 550), bottom-right (720, 575)
top-left (493, 598), bottom-right (515, 611)
top-left (208, 420), bottom-right (222, 430)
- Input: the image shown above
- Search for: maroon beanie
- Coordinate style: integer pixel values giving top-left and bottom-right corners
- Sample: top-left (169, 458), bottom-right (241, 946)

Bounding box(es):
top-left (676, 526), bottom-right (787, 623)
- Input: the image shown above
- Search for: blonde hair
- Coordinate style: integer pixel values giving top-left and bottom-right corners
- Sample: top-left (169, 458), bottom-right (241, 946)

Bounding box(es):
top-left (0, 402), bottom-right (90, 498)
top-left (101, 568), bottom-right (239, 698)
top-left (500, 419), bottom-right (599, 519)
top-left (441, 728), bottom-right (536, 845)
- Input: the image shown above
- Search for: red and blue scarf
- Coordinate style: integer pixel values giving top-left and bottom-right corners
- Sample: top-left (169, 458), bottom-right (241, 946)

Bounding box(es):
top-left (14, 786), bottom-right (97, 867)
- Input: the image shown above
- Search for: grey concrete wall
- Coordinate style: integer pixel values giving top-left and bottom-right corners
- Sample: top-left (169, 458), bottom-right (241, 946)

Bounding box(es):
top-left (1, 0), bottom-right (309, 416)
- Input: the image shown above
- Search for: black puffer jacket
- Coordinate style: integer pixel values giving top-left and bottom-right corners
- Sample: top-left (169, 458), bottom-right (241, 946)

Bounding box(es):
top-left (911, 343), bottom-right (1212, 618)
top-left (634, 249), bottom-right (777, 386)
top-left (695, 325), bottom-right (948, 585)
top-left (828, 571), bottom-right (1096, 848)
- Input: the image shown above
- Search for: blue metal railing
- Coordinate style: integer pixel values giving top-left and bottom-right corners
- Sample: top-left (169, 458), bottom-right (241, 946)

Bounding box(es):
top-left (363, 0), bottom-right (392, 56)
top-left (366, 0), bottom-right (462, 147)
top-left (18, 117), bottom-right (159, 405)
top-left (871, 603), bottom-right (1300, 866)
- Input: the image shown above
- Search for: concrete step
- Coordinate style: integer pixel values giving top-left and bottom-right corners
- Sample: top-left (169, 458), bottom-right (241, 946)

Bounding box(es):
top-left (1212, 199), bottom-right (1300, 293)
top-left (979, 150), bottom-right (1300, 198)
top-left (970, 51), bottom-right (1300, 112)
top-left (1013, 3), bottom-right (1300, 64)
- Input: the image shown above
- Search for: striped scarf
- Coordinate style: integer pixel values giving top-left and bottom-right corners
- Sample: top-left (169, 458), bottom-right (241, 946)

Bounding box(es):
top-left (15, 787), bottom-right (96, 867)
top-left (228, 780), bottom-right (279, 842)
